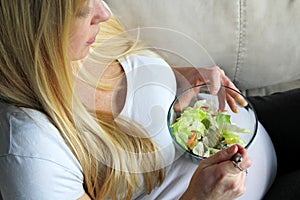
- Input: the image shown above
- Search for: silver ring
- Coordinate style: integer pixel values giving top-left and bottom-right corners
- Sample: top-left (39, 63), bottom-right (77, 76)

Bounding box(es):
top-left (232, 161), bottom-right (248, 175)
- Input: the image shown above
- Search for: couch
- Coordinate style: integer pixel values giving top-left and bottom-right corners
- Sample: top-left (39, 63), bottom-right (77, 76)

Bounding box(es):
top-left (106, 0), bottom-right (300, 96)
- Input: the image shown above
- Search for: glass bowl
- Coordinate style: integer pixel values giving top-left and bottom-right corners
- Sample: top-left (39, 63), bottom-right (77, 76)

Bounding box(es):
top-left (167, 84), bottom-right (258, 163)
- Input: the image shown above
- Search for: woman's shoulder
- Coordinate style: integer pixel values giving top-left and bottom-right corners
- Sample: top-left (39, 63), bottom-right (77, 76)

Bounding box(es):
top-left (118, 50), bottom-right (176, 89)
top-left (0, 102), bottom-right (82, 173)
top-left (0, 102), bottom-right (84, 199)
top-left (118, 50), bottom-right (171, 71)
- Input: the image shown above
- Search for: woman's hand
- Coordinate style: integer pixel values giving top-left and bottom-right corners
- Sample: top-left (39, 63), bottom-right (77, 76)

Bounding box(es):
top-left (172, 66), bottom-right (248, 113)
top-left (180, 145), bottom-right (251, 200)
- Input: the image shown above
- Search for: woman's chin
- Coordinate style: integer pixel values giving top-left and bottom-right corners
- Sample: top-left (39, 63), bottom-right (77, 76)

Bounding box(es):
top-left (70, 48), bottom-right (90, 61)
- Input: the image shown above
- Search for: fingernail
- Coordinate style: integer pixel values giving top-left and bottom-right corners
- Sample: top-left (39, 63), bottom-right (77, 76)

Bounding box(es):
top-left (228, 145), bottom-right (236, 154)
top-left (232, 106), bottom-right (239, 113)
top-left (218, 108), bottom-right (228, 113)
top-left (235, 96), bottom-right (248, 107)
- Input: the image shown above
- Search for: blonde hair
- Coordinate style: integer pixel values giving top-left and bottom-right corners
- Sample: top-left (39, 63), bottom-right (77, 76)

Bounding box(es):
top-left (0, 1), bottom-right (165, 199)
top-left (93, 15), bottom-right (146, 60)
top-left (85, 15), bottom-right (162, 91)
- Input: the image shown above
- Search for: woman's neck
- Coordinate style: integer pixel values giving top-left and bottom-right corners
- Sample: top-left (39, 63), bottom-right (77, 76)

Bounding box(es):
top-left (92, 61), bottom-right (127, 116)
top-left (78, 62), bottom-right (127, 116)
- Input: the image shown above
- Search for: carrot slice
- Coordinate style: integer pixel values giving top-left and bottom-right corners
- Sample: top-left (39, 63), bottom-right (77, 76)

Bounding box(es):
top-left (187, 132), bottom-right (197, 148)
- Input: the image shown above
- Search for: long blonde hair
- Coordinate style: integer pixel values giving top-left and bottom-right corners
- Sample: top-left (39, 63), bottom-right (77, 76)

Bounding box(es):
top-left (0, 1), bottom-right (165, 199)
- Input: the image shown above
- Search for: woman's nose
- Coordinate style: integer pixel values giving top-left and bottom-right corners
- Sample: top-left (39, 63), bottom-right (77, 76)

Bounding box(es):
top-left (91, 1), bottom-right (111, 25)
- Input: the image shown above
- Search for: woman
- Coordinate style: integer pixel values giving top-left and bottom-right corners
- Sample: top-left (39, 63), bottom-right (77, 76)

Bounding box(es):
top-left (0, 0), bottom-right (251, 199)
top-left (81, 11), bottom-right (277, 199)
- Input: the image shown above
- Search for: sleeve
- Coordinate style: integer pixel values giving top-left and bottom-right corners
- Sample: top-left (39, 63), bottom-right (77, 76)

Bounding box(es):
top-left (0, 154), bottom-right (85, 200)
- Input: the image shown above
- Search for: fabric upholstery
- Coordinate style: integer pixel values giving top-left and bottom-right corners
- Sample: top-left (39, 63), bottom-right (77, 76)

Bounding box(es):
top-left (106, 0), bottom-right (300, 95)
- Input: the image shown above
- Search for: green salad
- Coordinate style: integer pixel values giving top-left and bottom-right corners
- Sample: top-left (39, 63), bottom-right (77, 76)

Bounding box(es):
top-left (171, 99), bottom-right (250, 157)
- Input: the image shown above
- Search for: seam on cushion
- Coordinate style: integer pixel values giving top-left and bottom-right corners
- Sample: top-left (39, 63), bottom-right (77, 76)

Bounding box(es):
top-left (234, 0), bottom-right (247, 86)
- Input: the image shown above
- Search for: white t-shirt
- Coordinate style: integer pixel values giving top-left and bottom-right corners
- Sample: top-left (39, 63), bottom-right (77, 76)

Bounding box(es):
top-left (118, 52), bottom-right (178, 168)
top-left (0, 104), bottom-right (84, 200)
top-left (118, 53), bottom-right (278, 200)
top-left (0, 53), bottom-right (277, 200)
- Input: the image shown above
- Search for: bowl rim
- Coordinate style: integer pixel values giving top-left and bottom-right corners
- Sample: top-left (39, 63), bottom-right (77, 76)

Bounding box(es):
top-left (167, 83), bottom-right (258, 160)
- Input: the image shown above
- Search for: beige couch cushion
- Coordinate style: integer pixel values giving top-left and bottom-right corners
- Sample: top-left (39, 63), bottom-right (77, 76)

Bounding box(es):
top-left (106, 0), bottom-right (300, 95)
